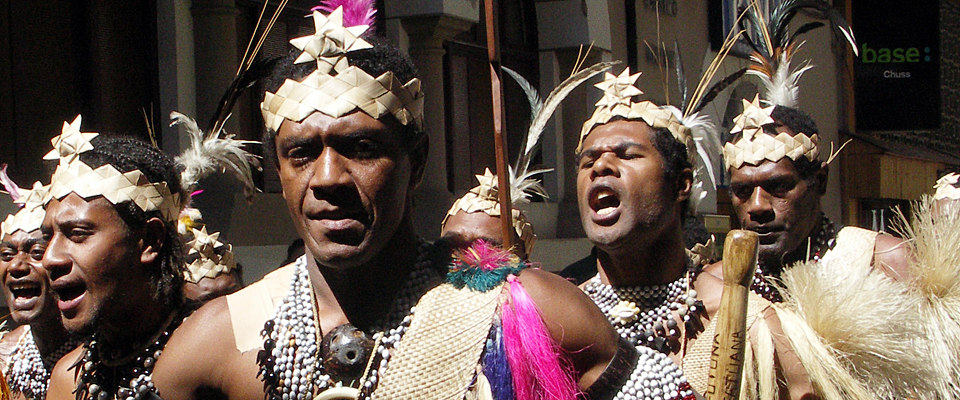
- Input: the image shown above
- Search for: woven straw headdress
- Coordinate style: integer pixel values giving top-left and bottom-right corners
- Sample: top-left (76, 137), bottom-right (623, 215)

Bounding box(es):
top-left (260, 6), bottom-right (423, 132)
top-left (442, 169), bottom-right (536, 254)
top-left (1, 181), bottom-right (48, 236)
top-left (42, 115), bottom-right (182, 222)
top-left (934, 173), bottom-right (960, 201)
top-left (723, 0), bottom-right (857, 170)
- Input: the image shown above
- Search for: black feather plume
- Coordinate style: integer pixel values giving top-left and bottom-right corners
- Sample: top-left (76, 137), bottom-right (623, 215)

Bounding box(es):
top-left (692, 67), bottom-right (747, 115)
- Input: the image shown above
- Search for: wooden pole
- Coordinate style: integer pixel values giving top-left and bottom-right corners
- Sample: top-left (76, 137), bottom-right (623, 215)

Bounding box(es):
top-left (706, 229), bottom-right (758, 400)
top-left (483, 0), bottom-right (514, 250)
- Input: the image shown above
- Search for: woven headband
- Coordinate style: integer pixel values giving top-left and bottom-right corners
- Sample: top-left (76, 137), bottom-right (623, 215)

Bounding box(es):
top-left (442, 169), bottom-right (536, 254)
top-left (722, 95), bottom-right (819, 170)
top-left (578, 68), bottom-right (691, 153)
top-left (42, 115), bottom-right (182, 222)
top-left (1, 182), bottom-right (48, 236)
top-left (934, 173), bottom-right (960, 201)
top-left (261, 7), bottom-right (423, 132)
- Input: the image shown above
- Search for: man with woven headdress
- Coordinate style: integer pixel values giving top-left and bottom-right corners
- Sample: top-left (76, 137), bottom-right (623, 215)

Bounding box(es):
top-left (441, 169), bottom-right (536, 259)
top-left (0, 177), bottom-right (79, 400)
top-left (39, 116), bottom-right (193, 400)
top-left (150, 3), bottom-right (672, 400)
top-left (707, 2), bottom-right (910, 301)
top-left (716, 96), bottom-right (911, 301)
top-left (573, 66), bottom-right (818, 399)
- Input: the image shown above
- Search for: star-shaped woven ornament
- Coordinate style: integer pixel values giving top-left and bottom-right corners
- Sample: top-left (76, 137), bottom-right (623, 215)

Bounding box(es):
top-left (594, 69), bottom-right (643, 109)
top-left (934, 172), bottom-right (960, 201)
top-left (290, 7), bottom-right (373, 74)
top-left (731, 95), bottom-right (776, 140)
top-left (43, 115), bottom-right (98, 166)
top-left (188, 226), bottom-right (224, 257)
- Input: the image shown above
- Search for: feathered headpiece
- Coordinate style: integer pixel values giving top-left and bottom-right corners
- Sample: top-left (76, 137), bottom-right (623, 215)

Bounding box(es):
top-left (261, 0), bottom-right (423, 132)
top-left (0, 168), bottom-right (47, 236)
top-left (724, 0), bottom-right (857, 170)
top-left (443, 59), bottom-right (616, 254)
top-left (933, 173), bottom-right (960, 201)
top-left (42, 115), bottom-right (183, 222)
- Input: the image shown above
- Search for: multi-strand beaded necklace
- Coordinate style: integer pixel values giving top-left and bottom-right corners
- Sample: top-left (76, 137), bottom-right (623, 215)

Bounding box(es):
top-left (583, 257), bottom-right (701, 400)
top-left (257, 242), bottom-right (442, 400)
top-left (751, 214), bottom-right (837, 303)
top-left (7, 327), bottom-right (79, 400)
top-left (583, 256), bottom-right (705, 354)
top-left (72, 310), bottom-right (187, 400)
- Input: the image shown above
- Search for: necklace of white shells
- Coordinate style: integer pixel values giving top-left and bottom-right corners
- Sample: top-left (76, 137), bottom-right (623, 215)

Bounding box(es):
top-left (257, 242), bottom-right (441, 400)
top-left (583, 256), bottom-right (706, 355)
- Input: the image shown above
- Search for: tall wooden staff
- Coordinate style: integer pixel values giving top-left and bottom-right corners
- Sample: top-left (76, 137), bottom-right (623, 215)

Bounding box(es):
top-left (483, 0), bottom-right (514, 250)
top-left (706, 229), bottom-right (758, 400)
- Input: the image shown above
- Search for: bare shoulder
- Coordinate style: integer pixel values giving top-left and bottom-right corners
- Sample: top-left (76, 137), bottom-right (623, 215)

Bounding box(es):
top-left (46, 346), bottom-right (84, 400)
top-left (703, 261), bottom-right (723, 280)
top-left (153, 298), bottom-right (264, 400)
top-left (873, 233), bottom-right (913, 282)
top-left (516, 268), bottom-right (618, 388)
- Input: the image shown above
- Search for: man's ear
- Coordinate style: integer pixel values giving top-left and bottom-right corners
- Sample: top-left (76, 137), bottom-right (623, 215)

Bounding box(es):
top-left (408, 133), bottom-right (429, 190)
top-left (815, 163), bottom-right (829, 195)
top-left (676, 167), bottom-right (694, 203)
top-left (140, 217), bottom-right (166, 266)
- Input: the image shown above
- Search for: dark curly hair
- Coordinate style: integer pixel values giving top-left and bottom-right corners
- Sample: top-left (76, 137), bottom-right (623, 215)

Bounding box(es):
top-left (261, 35), bottom-right (424, 165)
top-left (78, 134), bottom-right (187, 311)
top-left (769, 105), bottom-right (822, 181)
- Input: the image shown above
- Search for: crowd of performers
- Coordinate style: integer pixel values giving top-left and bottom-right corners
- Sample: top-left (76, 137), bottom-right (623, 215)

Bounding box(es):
top-left (0, 1), bottom-right (958, 399)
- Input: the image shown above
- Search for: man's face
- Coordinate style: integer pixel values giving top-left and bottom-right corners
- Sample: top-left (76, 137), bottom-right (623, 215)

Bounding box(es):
top-left (729, 145), bottom-right (824, 268)
top-left (275, 111), bottom-right (418, 270)
top-left (576, 120), bottom-right (683, 252)
top-left (41, 194), bottom-right (153, 335)
top-left (440, 209), bottom-right (526, 259)
top-left (0, 230), bottom-right (56, 325)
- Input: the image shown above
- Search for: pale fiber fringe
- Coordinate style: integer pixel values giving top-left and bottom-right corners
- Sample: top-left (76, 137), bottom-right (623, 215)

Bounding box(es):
top-left (741, 256), bottom-right (938, 399)
top-left (898, 196), bottom-right (960, 398)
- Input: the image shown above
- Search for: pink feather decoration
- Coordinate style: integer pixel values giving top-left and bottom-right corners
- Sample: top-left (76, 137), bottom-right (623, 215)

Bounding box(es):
top-left (0, 164), bottom-right (22, 203)
top-left (313, 0), bottom-right (377, 28)
top-left (454, 239), bottom-right (519, 272)
top-left (501, 275), bottom-right (580, 400)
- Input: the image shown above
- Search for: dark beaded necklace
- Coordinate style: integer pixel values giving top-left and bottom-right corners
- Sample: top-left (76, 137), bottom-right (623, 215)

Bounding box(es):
top-left (73, 310), bottom-right (187, 400)
top-left (751, 214), bottom-right (837, 303)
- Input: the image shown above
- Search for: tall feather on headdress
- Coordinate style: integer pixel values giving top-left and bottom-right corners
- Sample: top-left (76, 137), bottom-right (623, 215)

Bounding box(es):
top-left (502, 59), bottom-right (617, 203)
top-left (175, 0), bottom-right (289, 201)
top-left (738, 0), bottom-right (857, 107)
top-left (665, 14), bottom-right (747, 208)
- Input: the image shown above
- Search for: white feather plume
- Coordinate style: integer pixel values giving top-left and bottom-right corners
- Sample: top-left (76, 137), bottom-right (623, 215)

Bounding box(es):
top-left (748, 47), bottom-right (814, 108)
top-left (170, 111), bottom-right (262, 201)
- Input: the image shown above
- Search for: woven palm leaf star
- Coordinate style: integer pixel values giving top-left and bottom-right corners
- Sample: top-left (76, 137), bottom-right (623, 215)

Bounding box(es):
top-left (934, 173), bottom-right (960, 201)
top-left (188, 226), bottom-right (224, 257)
top-left (594, 68), bottom-right (643, 108)
top-left (42, 115), bottom-right (98, 166)
top-left (291, 7), bottom-right (373, 74)
top-left (731, 95), bottom-right (776, 140)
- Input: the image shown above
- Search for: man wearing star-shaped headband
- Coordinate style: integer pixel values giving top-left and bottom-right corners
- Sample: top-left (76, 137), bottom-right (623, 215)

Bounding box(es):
top-left (571, 66), bottom-right (827, 398)
top-left (153, 3), bottom-right (627, 400)
top-left (41, 115), bottom-right (192, 400)
top-left (720, 97), bottom-right (911, 303)
top-left (0, 176), bottom-right (78, 400)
